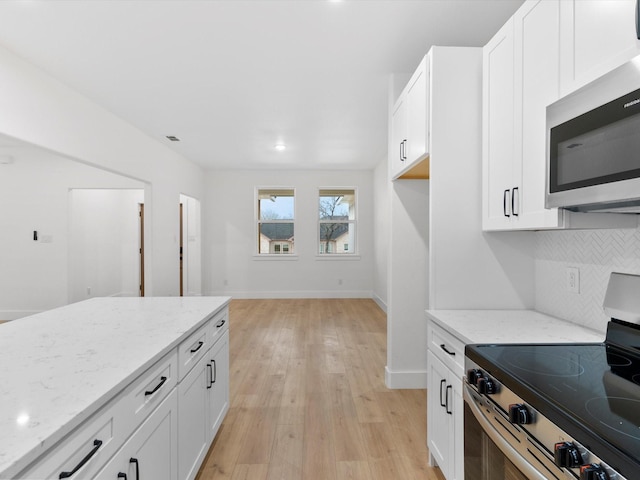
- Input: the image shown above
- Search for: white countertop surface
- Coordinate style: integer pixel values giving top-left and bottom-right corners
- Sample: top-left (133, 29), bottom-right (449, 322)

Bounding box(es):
top-left (426, 309), bottom-right (605, 345)
top-left (0, 296), bottom-right (230, 478)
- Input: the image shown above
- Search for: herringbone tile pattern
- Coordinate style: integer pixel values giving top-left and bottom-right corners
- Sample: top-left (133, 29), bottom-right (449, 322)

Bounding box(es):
top-left (535, 226), bottom-right (640, 332)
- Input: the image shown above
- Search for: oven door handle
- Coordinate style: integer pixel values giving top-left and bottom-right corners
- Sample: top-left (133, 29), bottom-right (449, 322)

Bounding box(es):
top-left (463, 384), bottom-right (549, 480)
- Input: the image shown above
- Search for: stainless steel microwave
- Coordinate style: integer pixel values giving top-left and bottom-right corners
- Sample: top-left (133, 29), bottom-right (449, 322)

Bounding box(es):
top-left (546, 56), bottom-right (640, 213)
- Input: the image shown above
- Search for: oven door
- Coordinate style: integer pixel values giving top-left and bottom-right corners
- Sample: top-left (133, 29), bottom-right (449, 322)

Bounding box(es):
top-left (463, 385), bottom-right (554, 480)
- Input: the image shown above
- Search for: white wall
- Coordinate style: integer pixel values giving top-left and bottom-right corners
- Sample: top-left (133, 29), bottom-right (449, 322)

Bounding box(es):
top-left (0, 152), bottom-right (143, 319)
top-left (372, 156), bottom-right (389, 311)
top-left (69, 189), bottom-right (144, 304)
top-left (535, 222), bottom-right (640, 334)
top-left (0, 44), bottom-right (204, 297)
top-left (203, 169), bottom-right (374, 298)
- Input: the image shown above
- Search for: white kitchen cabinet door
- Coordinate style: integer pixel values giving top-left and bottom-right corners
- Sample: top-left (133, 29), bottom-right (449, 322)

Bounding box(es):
top-left (391, 55), bottom-right (430, 180)
top-left (177, 352), bottom-right (210, 480)
top-left (427, 351), bottom-right (462, 480)
top-left (390, 97), bottom-right (408, 179)
top-left (560, 0), bottom-right (640, 96)
top-left (483, 18), bottom-right (516, 230)
top-left (207, 330), bottom-right (229, 442)
top-left (513, 0), bottom-right (564, 229)
top-left (405, 57), bottom-right (429, 166)
top-left (95, 389), bottom-right (178, 480)
top-left (484, 0), bottom-right (565, 231)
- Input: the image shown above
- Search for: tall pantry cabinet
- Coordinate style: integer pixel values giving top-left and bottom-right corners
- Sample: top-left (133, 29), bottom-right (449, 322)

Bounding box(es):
top-left (386, 46), bottom-right (535, 388)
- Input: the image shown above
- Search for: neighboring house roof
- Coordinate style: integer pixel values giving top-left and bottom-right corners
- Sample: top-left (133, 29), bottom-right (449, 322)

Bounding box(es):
top-left (319, 222), bottom-right (349, 241)
top-left (260, 223), bottom-right (294, 241)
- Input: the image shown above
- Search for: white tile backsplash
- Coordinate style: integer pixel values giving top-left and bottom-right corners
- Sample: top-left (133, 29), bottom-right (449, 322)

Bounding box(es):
top-left (535, 225), bottom-right (640, 333)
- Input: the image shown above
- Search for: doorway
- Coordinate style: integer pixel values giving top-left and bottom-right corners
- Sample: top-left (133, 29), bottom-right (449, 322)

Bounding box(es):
top-left (69, 188), bottom-right (144, 303)
top-left (179, 194), bottom-right (202, 296)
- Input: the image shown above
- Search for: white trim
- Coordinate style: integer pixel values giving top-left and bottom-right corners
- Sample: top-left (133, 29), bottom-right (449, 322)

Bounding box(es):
top-left (314, 254), bottom-right (361, 261)
top-left (384, 366), bottom-right (427, 389)
top-left (252, 254), bottom-right (299, 261)
top-left (372, 293), bottom-right (387, 313)
top-left (207, 289), bottom-right (372, 299)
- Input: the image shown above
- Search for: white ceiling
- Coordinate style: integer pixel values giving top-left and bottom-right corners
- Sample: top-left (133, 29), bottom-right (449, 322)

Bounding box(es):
top-left (0, 0), bottom-right (523, 171)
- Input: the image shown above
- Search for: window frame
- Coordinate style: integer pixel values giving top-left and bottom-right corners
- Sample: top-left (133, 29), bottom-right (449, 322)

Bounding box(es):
top-left (316, 187), bottom-right (358, 259)
top-left (255, 187), bottom-right (297, 259)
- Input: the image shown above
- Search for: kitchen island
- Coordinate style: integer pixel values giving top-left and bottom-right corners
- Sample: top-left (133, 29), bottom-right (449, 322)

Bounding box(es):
top-left (0, 296), bottom-right (230, 480)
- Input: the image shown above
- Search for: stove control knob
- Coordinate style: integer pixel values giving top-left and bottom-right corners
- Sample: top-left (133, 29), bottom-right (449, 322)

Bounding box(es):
top-left (579, 464), bottom-right (609, 480)
top-left (466, 369), bottom-right (483, 386)
top-left (508, 404), bottom-right (532, 425)
top-left (554, 442), bottom-right (583, 468)
top-left (477, 377), bottom-right (497, 395)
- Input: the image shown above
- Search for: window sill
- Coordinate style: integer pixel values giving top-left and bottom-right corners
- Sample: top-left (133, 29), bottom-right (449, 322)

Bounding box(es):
top-left (315, 254), bottom-right (361, 261)
top-left (253, 254), bottom-right (299, 261)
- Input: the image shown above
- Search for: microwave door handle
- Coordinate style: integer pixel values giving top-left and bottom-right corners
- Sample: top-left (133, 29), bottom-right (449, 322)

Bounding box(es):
top-left (464, 385), bottom-right (548, 480)
top-left (503, 189), bottom-right (511, 217)
top-left (512, 187), bottom-right (519, 216)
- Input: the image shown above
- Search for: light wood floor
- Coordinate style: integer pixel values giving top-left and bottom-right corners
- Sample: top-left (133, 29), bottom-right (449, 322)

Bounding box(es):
top-left (195, 299), bottom-right (445, 480)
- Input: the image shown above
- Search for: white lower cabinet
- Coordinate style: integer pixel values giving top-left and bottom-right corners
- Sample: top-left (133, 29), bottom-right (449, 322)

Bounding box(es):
top-left (427, 321), bottom-right (464, 480)
top-left (207, 330), bottom-right (229, 440)
top-left (178, 350), bottom-right (211, 480)
top-left (178, 329), bottom-right (230, 480)
top-left (95, 389), bottom-right (178, 480)
top-left (427, 352), bottom-right (463, 480)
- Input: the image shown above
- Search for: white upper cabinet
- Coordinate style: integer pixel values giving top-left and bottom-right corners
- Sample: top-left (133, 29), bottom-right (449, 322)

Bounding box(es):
top-left (513, 0), bottom-right (564, 229)
top-left (483, 18), bottom-right (517, 230)
top-left (560, 0), bottom-right (640, 96)
top-left (484, 0), bottom-right (640, 231)
top-left (483, 0), bottom-right (564, 231)
top-left (391, 55), bottom-right (430, 180)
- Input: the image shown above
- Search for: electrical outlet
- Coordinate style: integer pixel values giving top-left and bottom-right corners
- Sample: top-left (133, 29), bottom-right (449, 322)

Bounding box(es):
top-left (566, 267), bottom-right (580, 294)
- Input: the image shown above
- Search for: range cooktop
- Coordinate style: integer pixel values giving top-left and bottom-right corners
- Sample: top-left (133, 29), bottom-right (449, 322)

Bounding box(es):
top-left (466, 323), bottom-right (640, 478)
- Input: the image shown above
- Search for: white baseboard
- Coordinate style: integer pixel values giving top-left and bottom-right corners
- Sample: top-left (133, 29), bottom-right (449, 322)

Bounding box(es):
top-left (0, 310), bottom-right (42, 321)
top-left (372, 293), bottom-right (387, 313)
top-left (385, 366), bottom-right (427, 389)
top-left (207, 290), bottom-right (373, 299)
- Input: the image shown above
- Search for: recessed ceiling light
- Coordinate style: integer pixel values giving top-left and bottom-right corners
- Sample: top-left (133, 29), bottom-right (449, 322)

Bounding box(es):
top-left (275, 144), bottom-right (286, 151)
top-left (166, 135), bottom-right (180, 142)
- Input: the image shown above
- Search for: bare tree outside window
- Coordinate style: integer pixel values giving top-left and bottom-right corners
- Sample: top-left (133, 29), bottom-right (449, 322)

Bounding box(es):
top-left (318, 188), bottom-right (356, 254)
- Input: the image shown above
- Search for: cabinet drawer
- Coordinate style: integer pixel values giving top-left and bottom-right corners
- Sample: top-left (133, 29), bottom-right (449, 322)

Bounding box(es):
top-left (17, 400), bottom-right (122, 480)
top-left (18, 351), bottom-right (178, 480)
top-left (119, 349), bottom-right (178, 430)
top-left (208, 307), bottom-right (229, 345)
top-left (429, 322), bottom-right (465, 378)
top-left (179, 321), bottom-right (210, 380)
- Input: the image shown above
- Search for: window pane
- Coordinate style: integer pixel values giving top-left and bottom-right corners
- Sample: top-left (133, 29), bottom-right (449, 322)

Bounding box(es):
top-left (318, 222), bottom-right (354, 254)
top-left (259, 223), bottom-right (294, 254)
top-left (319, 189), bottom-right (355, 220)
top-left (259, 189), bottom-right (294, 220)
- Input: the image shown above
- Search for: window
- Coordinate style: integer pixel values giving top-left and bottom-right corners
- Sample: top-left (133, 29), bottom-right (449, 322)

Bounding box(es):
top-left (318, 188), bottom-right (356, 254)
top-left (257, 188), bottom-right (295, 254)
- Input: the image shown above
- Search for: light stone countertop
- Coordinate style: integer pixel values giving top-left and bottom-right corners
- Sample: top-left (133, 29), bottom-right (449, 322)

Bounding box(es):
top-left (426, 309), bottom-right (605, 345)
top-left (0, 296), bottom-right (230, 479)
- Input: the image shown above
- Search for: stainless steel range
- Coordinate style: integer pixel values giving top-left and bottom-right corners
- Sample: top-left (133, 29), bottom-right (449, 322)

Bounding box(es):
top-left (464, 272), bottom-right (640, 480)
